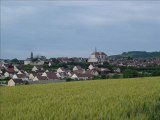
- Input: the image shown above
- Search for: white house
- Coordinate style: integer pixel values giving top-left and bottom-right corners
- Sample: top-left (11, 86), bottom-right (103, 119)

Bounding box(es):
top-left (0, 70), bottom-right (2, 74)
top-left (17, 71), bottom-right (23, 74)
top-left (24, 58), bottom-right (31, 65)
top-left (29, 73), bottom-right (36, 80)
top-left (4, 72), bottom-right (10, 77)
top-left (33, 75), bottom-right (48, 81)
top-left (32, 66), bottom-right (38, 72)
top-left (67, 71), bottom-right (73, 77)
top-left (88, 64), bottom-right (94, 70)
top-left (86, 70), bottom-right (99, 76)
top-left (73, 66), bottom-right (82, 71)
top-left (57, 67), bottom-right (66, 73)
top-left (48, 62), bottom-right (52, 67)
top-left (8, 79), bottom-right (24, 86)
top-left (56, 72), bottom-right (68, 79)
top-left (12, 74), bottom-right (28, 80)
top-left (14, 66), bottom-right (19, 72)
top-left (71, 73), bottom-right (93, 80)
top-left (42, 72), bottom-right (47, 77)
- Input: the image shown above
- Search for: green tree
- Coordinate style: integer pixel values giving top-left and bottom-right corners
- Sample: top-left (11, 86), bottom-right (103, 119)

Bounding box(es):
top-left (11, 58), bottom-right (19, 64)
top-left (123, 69), bottom-right (139, 78)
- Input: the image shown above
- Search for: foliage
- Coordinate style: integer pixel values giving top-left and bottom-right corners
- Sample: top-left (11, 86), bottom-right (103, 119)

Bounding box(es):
top-left (110, 51), bottom-right (160, 58)
top-left (11, 58), bottom-right (20, 64)
top-left (98, 62), bottom-right (113, 71)
top-left (23, 65), bottom-right (32, 72)
top-left (123, 69), bottom-right (139, 78)
top-left (1, 77), bottom-right (160, 120)
top-left (111, 74), bottom-right (121, 79)
top-left (0, 77), bottom-right (11, 84)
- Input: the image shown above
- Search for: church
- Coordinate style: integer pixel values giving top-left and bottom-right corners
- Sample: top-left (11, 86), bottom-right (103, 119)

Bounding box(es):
top-left (88, 48), bottom-right (108, 64)
top-left (24, 52), bottom-right (45, 65)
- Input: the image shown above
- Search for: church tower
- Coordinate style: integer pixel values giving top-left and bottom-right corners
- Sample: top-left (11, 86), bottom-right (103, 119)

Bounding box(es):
top-left (31, 52), bottom-right (33, 60)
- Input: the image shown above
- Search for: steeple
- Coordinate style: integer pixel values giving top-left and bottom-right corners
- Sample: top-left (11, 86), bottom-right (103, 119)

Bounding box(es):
top-left (95, 47), bottom-right (97, 52)
top-left (31, 52), bottom-right (33, 60)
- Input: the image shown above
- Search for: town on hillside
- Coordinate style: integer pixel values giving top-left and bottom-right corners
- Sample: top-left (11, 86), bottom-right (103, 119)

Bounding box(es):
top-left (0, 50), bottom-right (160, 86)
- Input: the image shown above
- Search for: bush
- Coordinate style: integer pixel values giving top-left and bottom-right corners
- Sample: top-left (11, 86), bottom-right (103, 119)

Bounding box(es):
top-left (123, 69), bottom-right (139, 78)
top-left (112, 74), bottom-right (121, 79)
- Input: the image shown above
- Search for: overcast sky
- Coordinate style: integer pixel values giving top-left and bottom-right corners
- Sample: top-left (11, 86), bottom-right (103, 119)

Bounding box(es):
top-left (1, 1), bottom-right (160, 59)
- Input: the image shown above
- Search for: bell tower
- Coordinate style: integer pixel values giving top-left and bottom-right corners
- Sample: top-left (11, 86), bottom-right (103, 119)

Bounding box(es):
top-left (31, 52), bottom-right (33, 60)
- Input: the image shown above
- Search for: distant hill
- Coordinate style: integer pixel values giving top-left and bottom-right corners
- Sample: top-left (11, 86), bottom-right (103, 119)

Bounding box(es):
top-left (110, 51), bottom-right (160, 58)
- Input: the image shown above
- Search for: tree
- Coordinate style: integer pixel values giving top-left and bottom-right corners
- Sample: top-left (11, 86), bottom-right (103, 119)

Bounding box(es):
top-left (123, 69), bottom-right (139, 78)
top-left (11, 58), bottom-right (19, 64)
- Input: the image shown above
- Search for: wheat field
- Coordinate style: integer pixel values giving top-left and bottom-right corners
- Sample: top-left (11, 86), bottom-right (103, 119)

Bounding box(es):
top-left (1, 77), bottom-right (160, 120)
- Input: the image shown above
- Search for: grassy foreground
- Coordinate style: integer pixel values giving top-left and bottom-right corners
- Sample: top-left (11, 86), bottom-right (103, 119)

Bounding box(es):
top-left (1, 77), bottom-right (160, 120)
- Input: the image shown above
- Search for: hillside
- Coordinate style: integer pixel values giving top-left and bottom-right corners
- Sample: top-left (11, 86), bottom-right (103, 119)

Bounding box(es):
top-left (110, 51), bottom-right (160, 58)
top-left (1, 77), bottom-right (160, 120)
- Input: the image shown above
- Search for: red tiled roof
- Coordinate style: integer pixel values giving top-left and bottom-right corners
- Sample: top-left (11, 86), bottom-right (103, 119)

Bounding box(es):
top-left (16, 74), bottom-right (27, 78)
top-left (7, 68), bottom-right (16, 74)
top-left (36, 75), bottom-right (48, 80)
top-left (47, 72), bottom-right (58, 80)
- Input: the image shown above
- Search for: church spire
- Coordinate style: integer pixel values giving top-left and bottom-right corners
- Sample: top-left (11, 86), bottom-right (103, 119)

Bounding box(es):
top-left (31, 52), bottom-right (33, 60)
top-left (95, 47), bottom-right (97, 52)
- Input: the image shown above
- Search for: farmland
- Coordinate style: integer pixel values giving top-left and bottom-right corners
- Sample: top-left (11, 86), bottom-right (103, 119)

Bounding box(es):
top-left (1, 77), bottom-right (160, 120)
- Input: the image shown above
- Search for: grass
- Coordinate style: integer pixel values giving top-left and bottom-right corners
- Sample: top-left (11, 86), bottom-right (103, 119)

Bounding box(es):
top-left (1, 77), bottom-right (160, 120)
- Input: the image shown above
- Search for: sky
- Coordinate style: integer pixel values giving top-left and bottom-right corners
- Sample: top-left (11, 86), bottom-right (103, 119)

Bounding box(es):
top-left (1, 1), bottom-right (160, 59)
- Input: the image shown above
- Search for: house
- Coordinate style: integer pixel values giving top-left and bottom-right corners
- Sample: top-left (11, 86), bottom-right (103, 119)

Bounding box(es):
top-left (88, 49), bottom-right (108, 64)
top-left (57, 57), bottom-right (71, 63)
top-left (2, 63), bottom-right (9, 69)
top-left (31, 66), bottom-right (44, 72)
top-left (4, 72), bottom-right (10, 77)
top-left (17, 71), bottom-right (23, 74)
top-left (46, 72), bottom-right (58, 80)
top-left (0, 73), bottom-right (4, 79)
top-left (6, 68), bottom-right (16, 75)
top-left (33, 75), bottom-right (48, 81)
top-left (41, 72), bottom-right (47, 77)
top-left (13, 65), bottom-right (19, 72)
top-left (24, 58), bottom-right (31, 65)
top-left (67, 71), bottom-right (73, 77)
top-left (114, 68), bottom-right (121, 73)
top-left (71, 73), bottom-right (93, 80)
top-left (29, 73), bottom-right (39, 80)
top-left (8, 79), bottom-right (24, 86)
top-left (24, 71), bottom-right (29, 76)
top-left (4, 68), bottom-right (16, 78)
top-left (57, 67), bottom-right (66, 73)
top-left (56, 72), bottom-right (69, 79)
top-left (86, 69), bottom-right (99, 76)
top-left (32, 66), bottom-right (38, 72)
top-left (12, 74), bottom-right (28, 80)
top-left (0, 70), bottom-right (3, 74)
top-left (73, 66), bottom-right (82, 71)
top-left (94, 67), bottom-right (111, 75)
top-left (73, 69), bottom-right (86, 74)
top-left (48, 62), bottom-right (52, 67)
top-left (88, 64), bottom-right (94, 70)
top-left (42, 72), bottom-right (58, 80)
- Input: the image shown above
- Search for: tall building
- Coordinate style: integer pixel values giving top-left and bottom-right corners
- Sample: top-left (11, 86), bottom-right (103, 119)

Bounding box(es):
top-left (88, 49), bottom-right (108, 64)
top-left (24, 52), bottom-right (45, 65)
top-left (31, 52), bottom-right (33, 60)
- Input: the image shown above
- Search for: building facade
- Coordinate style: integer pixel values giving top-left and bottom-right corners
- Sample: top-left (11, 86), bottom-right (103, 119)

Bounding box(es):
top-left (88, 49), bottom-right (108, 64)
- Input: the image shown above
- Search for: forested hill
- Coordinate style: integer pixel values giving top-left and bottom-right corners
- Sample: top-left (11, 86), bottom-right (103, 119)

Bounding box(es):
top-left (110, 51), bottom-right (160, 58)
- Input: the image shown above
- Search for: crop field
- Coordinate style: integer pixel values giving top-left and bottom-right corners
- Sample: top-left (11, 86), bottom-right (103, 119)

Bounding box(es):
top-left (1, 77), bottom-right (160, 120)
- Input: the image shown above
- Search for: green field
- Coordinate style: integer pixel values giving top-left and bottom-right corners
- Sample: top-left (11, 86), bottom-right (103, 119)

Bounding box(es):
top-left (1, 77), bottom-right (160, 120)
